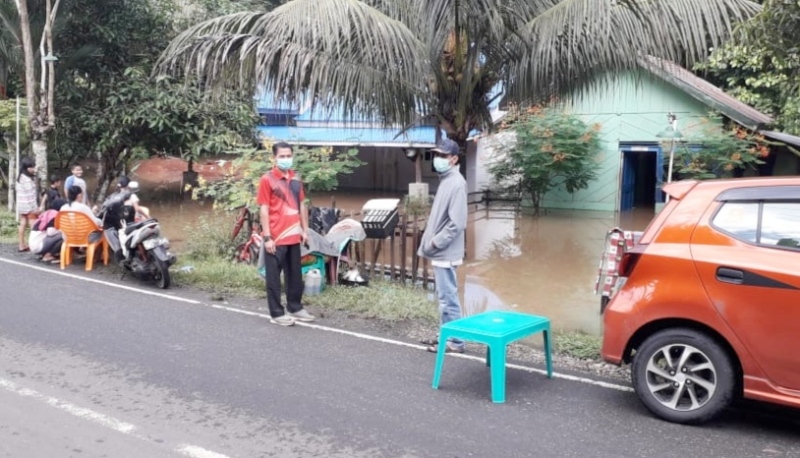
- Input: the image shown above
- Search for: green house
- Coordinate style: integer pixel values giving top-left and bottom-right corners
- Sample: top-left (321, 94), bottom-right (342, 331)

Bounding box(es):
top-left (468, 57), bottom-right (793, 213)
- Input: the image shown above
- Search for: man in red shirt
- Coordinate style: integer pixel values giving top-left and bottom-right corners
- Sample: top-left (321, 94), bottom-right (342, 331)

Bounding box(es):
top-left (257, 142), bottom-right (315, 326)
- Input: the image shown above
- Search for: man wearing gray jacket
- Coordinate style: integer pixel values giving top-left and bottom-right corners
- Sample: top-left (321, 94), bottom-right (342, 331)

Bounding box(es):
top-left (418, 138), bottom-right (468, 354)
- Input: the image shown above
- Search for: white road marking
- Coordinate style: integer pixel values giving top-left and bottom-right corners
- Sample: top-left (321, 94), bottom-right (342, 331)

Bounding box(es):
top-left (1, 376), bottom-right (231, 457)
top-left (0, 257), bottom-right (200, 304)
top-left (178, 445), bottom-right (232, 458)
top-left (1, 255), bottom-right (634, 393)
top-left (0, 378), bottom-right (136, 434)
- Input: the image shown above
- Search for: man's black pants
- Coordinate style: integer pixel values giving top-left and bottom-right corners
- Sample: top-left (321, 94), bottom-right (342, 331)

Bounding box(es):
top-left (264, 243), bottom-right (303, 318)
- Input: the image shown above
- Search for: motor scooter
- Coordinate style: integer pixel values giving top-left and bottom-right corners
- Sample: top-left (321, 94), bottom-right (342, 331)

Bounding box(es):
top-left (99, 189), bottom-right (176, 289)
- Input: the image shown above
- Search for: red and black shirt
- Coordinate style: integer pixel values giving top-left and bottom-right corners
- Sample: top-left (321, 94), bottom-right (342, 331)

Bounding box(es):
top-left (256, 167), bottom-right (305, 246)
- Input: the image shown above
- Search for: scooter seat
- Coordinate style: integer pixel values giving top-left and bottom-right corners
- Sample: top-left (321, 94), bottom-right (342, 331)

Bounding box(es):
top-left (124, 218), bottom-right (157, 235)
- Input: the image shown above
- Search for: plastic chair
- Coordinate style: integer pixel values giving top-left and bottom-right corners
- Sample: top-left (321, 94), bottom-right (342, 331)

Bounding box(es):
top-left (55, 211), bottom-right (109, 271)
top-left (431, 310), bottom-right (553, 403)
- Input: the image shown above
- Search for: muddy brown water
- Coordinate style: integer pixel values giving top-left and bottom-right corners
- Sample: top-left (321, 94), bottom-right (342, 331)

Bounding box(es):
top-left (137, 181), bottom-right (653, 336)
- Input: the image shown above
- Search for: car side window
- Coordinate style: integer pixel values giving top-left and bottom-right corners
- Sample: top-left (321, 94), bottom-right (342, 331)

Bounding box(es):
top-left (712, 202), bottom-right (759, 243)
top-left (760, 203), bottom-right (800, 250)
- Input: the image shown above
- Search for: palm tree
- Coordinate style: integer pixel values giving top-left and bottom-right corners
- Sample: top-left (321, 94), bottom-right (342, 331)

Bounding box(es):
top-left (158, 0), bottom-right (761, 149)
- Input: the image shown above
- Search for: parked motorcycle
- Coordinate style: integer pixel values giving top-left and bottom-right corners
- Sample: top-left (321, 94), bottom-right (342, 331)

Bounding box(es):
top-left (99, 189), bottom-right (176, 289)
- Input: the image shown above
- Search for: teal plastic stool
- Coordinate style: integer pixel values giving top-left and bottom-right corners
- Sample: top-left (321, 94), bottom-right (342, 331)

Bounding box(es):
top-left (431, 310), bottom-right (553, 403)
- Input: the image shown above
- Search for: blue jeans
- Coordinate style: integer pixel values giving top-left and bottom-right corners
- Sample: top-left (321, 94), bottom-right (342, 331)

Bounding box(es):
top-left (433, 266), bottom-right (464, 349)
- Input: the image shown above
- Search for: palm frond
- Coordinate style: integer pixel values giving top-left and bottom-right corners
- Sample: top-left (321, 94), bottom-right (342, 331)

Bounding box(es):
top-left (157, 0), bottom-right (427, 125)
top-left (507, 0), bottom-right (761, 103)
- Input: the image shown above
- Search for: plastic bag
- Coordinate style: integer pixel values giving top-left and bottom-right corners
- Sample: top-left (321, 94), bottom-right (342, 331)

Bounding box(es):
top-left (309, 207), bottom-right (340, 235)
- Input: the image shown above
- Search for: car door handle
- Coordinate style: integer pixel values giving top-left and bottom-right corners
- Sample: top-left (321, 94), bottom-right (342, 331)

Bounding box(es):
top-left (716, 267), bottom-right (744, 285)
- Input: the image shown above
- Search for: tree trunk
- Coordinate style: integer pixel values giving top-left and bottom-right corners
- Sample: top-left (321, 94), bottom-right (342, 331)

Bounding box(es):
top-left (31, 135), bottom-right (48, 183)
top-left (15, 0), bottom-right (39, 147)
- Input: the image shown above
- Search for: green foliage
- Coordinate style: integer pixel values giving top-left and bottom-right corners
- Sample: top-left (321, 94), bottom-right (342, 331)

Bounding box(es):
top-left (696, 0), bottom-right (800, 135)
top-left (0, 99), bottom-right (26, 136)
top-left (192, 141), bottom-right (364, 211)
top-left (671, 124), bottom-right (766, 180)
top-left (696, 44), bottom-right (800, 134)
top-left (181, 211), bottom-right (239, 261)
top-left (0, 206), bottom-right (16, 242)
top-left (488, 107), bottom-right (601, 214)
top-left (57, 66), bottom-right (257, 199)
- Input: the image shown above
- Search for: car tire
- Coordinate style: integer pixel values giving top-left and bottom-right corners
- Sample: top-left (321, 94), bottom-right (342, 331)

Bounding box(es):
top-left (632, 328), bottom-right (736, 425)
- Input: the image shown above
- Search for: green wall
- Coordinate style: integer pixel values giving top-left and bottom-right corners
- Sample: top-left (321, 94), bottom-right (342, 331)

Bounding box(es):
top-left (542, 73), bottom-right (720, 212)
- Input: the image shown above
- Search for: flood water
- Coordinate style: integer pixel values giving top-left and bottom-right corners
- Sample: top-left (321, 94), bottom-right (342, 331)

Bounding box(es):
top-left (136, 178), bottom-right (654, 336)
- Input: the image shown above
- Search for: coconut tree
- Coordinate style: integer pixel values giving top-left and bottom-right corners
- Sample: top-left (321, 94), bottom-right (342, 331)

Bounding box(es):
top-left (158, 0), bottom-right (761, 149)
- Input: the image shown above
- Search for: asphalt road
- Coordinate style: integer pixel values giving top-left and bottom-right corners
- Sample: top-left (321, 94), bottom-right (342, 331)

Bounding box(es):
top-left (1, 256), bottom-right (799, 458)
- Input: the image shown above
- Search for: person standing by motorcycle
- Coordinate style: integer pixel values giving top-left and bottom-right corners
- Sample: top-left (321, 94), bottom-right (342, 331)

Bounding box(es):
top-left (257, 142), bottom-right (315, 326)
top-left (117, 176), bottom-right (150, 221)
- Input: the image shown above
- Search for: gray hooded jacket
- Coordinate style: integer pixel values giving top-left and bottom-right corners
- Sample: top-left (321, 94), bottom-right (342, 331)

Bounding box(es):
top-left (417, 166), bottom-right (467, 263)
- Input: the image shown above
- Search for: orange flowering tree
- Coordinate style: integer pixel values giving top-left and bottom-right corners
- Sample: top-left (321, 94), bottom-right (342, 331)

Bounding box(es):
top-left (672, 125), bottom-right (766, 180)
top-left (488, 106), bottom-right (601, 215)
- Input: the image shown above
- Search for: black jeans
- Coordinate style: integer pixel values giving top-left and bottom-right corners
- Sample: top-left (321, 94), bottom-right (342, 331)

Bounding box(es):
top-left (264, 243), bottom-right (303, 318)
top-left (41, 234), bottom-right (63, 256)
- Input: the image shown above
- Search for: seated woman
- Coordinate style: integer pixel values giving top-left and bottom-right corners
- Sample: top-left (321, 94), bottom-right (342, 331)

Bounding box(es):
top-left (29, 198), bottom-right (67, 263)
top-left (61, 186), bottom-right (103, 244)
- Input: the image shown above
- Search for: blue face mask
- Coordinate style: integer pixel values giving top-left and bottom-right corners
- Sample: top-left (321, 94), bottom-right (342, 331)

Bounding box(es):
top-left (276, 157), bottom-right (293, 171)
top-left (433, 156), bottom-right (452, 173)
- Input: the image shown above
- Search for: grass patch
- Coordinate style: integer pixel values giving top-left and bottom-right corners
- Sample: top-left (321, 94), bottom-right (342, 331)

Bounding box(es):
top-left (304, 281), bottom-right (437, 323)
top-left (173, 257), bottom-right (265, 298)
top-left (553, 330), bottom-right (602, 360)
top-left (0, 207), bottom-right (17, 243)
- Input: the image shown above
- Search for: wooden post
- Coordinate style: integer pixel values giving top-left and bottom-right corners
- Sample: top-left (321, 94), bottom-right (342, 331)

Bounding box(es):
top-left (422, 257), bottom-right (429, 290)
top-left (411, 215), bottom-right (419, 285)
top-left (372, 239), bottom-right (383, 280)
top-left (399, 214), bottom-right (407, 285)
top-left (390, 231), bottom-right (396, 281)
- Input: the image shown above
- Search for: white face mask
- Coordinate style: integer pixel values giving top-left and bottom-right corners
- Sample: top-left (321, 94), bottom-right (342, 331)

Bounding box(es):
top-left (433, 156), bottom-right (452, 173)
top-left (276, 157), bottom-right (293, 171)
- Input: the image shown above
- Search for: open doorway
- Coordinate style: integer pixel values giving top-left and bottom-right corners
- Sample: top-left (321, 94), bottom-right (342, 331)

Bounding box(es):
top-left (619, 146), bottom-right (663, 212)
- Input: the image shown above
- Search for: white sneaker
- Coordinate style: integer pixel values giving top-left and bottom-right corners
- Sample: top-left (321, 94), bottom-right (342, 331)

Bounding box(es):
top-left (270, 315), bottom-right (296, 326)
top-left (290, 309), bottom-right (315, 322)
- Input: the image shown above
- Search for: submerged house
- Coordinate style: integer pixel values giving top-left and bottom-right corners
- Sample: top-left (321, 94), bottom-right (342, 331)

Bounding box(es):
top-left (255, 90), bottom-right (439, 194)
top-left (468, 57), bottom-right (800, 213)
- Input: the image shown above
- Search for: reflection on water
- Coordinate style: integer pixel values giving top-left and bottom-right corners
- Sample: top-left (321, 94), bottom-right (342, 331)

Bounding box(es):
top-left (143, 185), bottom-right (654, 335)
top-left (462, 206), bottom-right (653, 335)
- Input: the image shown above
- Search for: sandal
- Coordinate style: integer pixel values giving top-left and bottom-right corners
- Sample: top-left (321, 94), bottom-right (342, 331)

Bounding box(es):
top-left (419, 337), bottom-right (438, 346)
top-left (18, 247), bottom-right (29, 252)
top-left (426, 343), bottom-right (465, 354)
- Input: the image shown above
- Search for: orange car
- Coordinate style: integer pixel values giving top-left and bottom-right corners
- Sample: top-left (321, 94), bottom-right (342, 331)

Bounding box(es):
top-left (602, 177), bottom-right (800, 424)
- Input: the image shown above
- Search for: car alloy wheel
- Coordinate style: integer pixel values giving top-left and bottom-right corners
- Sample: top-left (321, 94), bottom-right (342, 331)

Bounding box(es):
top-left (644, 343), bottom-right (716, 411)
top-left (632, 328), bottom-right (736, 424)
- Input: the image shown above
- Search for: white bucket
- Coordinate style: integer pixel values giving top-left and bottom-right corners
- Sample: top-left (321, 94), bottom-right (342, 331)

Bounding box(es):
top-left (304, 269), bottom-right (323, 296)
